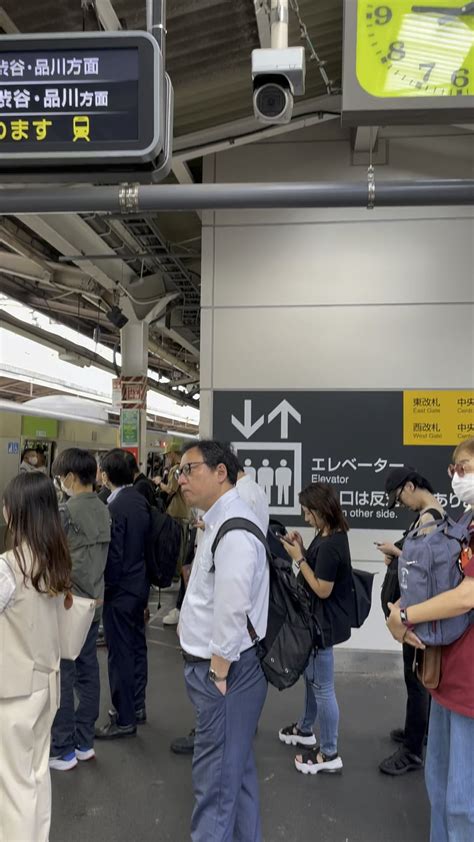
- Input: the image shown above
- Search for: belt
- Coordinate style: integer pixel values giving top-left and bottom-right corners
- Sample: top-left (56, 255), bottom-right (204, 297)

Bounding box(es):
top-left (181, 645), bottom-right (256, 664)
top-left (181, 650), bottom-right (209, 664)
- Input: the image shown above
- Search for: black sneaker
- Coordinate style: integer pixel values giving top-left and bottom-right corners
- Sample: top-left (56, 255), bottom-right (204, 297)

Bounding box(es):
top-left (108, 706), bottom-right (147, 725)
top-left (279, 723), bottom-right (316, 747)
top-left (170, 729), bottom-right (195, 755)
top-left (95, 721), bottom-right (137, 740)
top-left (379, 747), bottom-right (423, 776)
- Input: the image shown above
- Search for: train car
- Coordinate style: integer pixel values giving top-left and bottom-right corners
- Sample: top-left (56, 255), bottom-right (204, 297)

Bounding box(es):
top-left (0, 395), bottom-right (198, 551)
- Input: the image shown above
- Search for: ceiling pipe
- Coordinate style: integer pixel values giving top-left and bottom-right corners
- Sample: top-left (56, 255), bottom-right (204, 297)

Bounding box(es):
top-left (271, 0), bottom-right (288, 49)
top-left (147, 0), bottom-right (166, 64)
top-left (2, 180), bottom-right (473, 213)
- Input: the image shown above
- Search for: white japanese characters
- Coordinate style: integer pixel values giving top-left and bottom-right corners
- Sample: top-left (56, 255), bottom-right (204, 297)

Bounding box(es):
top-left (0, 57), bottom-right (100, 78)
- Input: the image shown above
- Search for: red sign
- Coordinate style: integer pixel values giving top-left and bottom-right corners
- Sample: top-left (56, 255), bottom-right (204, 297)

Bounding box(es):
top-left (123, 446), bottom-right (139, 463)
top-left (121, 376), bottom-right (147, 409)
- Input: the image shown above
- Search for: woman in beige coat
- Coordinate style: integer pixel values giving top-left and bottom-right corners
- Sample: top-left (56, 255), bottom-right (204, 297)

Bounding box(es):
top-left (0, 472), bottom-right (71, 842)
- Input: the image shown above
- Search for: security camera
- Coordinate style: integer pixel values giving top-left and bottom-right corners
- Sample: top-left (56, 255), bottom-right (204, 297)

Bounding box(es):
top-left (252, 47), bottom-right (305, 125)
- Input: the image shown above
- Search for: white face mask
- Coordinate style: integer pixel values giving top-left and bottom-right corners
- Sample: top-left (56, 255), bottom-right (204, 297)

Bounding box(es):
top-left (60, 478), bottom-right (74, 497)
top-left (29, 456), bottom-right (38, 466)
top-left (451, 472), bottom-right (474, 506)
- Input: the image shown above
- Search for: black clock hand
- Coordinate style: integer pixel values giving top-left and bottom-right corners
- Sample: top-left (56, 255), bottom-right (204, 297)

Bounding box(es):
top-left (412, 3), bottom-right (474, 14)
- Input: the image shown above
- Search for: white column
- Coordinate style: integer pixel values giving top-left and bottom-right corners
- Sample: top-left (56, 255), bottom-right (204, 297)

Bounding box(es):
top-left (120, 320), bottom-right (149, 470)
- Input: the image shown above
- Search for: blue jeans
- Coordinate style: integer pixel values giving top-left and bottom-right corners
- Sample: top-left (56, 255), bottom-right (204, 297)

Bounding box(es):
top-left (184, 647), bottom-right (268, 842)
top-left (425, 698), bottom-right (474, 842)
top-left (298, 647), bottom-right (339, 756)
top-left (51, 620), bottom-right (100, 755)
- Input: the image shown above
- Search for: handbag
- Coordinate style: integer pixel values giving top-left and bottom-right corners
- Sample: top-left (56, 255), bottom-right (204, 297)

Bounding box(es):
top-left (416, 645), bottom-right (442, 690)
top-left (56, 591), bottom-right (96, 660)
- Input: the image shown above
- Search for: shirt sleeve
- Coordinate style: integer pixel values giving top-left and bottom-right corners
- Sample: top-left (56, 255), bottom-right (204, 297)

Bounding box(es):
top-left (104, 512), bottom-right (126, 587)
top-left (0, 557), bottom-right (16, 613)
top-left (313, 540), bottom-right (341, 583)
top-left (210, 530), bottom-right (259, 662)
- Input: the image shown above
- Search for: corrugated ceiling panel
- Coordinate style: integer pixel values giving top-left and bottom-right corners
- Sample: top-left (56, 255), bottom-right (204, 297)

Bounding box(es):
top-left (0, 0), bottom-right (342, 135)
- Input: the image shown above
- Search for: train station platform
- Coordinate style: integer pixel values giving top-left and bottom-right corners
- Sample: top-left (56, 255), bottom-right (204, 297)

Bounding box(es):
top-left (50, 589), bottom-right (430, 842)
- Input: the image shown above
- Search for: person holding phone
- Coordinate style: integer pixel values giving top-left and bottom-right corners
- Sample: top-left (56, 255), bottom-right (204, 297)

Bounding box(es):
top-left (377, 467), bottom-right (444, 776)
top-left (278, 482), bottom-right (353, 775)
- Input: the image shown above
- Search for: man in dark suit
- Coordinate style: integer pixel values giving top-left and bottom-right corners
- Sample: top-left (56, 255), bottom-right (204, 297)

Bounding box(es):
top-left (95, 449), bottom-right (151, 739)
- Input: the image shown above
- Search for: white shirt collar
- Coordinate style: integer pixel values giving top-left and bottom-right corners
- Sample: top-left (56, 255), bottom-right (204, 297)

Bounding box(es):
top-left (107, 485), bottom-right (131, 505)
top-left (202, 486), bottom-right (239, 529)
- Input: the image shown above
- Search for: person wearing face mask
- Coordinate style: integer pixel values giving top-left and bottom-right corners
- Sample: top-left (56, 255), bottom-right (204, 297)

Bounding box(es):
top-left (387, 437), bottom-right (474, 842)
top-left (49, 448), bottom-right (111, 771)
top-left (19, 448), bottom-right (42, 473)
top-left (377, 466), bottom-right (444, 776)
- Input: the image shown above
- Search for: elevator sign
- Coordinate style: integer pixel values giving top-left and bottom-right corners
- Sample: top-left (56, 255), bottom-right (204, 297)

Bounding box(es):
top-left (0, 32), bottom-right (162, 167)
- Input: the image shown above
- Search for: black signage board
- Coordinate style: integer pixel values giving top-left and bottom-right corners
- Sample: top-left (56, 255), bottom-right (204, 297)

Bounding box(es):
top-left (0, 32), bottom-right (162, 166)
top-left (213, 391), bottom-right (460, 530)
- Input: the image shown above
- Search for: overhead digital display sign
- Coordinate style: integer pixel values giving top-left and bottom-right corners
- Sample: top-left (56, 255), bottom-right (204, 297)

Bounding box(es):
top-left (0, 32), bottom-right (163, 166)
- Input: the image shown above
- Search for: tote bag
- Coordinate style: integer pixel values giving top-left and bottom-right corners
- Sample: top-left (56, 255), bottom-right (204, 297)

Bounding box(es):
top-left (56, 592), bottom-right (95, 660)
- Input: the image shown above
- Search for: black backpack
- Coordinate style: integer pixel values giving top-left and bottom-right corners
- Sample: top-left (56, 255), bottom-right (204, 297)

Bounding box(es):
top-left (349, 569), bottom-right (376, 628)
top-left (211, 517), bottom-right (322, 691)
top-left (146, 508), bottom-right (182, 588)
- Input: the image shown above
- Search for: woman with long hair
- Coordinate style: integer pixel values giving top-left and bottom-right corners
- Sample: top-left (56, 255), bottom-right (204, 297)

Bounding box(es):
top-left (279, 482), bottom-right (353, 774)
top-left (0, 472), bottom-right (71, 842)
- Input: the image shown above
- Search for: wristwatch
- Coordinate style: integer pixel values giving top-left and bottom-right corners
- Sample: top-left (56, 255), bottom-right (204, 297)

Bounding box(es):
top-left (208, 668), bottom-right (228, 684)
top-left (400, 608), bottom-right (414, 629)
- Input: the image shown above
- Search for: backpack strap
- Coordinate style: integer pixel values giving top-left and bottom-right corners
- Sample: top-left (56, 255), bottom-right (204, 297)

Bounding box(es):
top-left (210, 517), bottom-right (272, 644)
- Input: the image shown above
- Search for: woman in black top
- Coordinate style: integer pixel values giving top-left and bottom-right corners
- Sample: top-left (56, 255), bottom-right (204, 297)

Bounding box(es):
top-left (279, 482), bottom-right (353, 775)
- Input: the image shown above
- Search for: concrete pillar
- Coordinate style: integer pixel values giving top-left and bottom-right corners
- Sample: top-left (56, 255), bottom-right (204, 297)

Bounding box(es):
top-left (119, 320), bottom-right (149, 471)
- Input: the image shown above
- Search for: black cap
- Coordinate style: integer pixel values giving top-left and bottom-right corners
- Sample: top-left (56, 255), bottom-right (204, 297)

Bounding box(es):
top-left (384, 466), bottom-right (417, 509)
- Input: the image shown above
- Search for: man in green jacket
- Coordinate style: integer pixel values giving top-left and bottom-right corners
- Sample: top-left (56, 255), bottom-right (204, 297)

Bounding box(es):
top-left (49, 448), bottom-right (111, 771)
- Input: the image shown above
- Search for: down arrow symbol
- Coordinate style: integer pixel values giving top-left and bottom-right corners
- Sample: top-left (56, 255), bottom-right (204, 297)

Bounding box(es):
top-left (231, 400), bottom-right (265, 440)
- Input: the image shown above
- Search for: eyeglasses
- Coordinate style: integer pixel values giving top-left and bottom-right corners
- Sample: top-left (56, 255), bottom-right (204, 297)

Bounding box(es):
top-left (177, 461), bottom-right (206, 478)
top-left (448, 463), bottom-right (469, 478)
top-left (395, 487), bottom-right (404, 506)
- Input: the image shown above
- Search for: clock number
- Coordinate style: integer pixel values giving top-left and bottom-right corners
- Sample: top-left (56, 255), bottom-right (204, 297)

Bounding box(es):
top-left (419, 62), bottom-right (436, 83)
top-left (373, 6), bottom-right (393, 25)
top-left (451, 68), bottom-right (469, 89)
top-left (387, 41), bottom-right (406, 62)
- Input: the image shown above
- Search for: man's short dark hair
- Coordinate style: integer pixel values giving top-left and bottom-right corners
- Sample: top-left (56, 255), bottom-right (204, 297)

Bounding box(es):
top-left (100, 448), bottom-right (134, 487)
top-left (123, 450), bottom-right (139, 476)
top-left (182, 440), bottom-right (239, 485)
top-left (52, 447), bottom-right (98, 486)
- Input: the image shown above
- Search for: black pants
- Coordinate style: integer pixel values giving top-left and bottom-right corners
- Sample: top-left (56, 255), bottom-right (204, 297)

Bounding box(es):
top-left (403, 642), bottom-right (429, 757)
top-left (103, 588), bottom-right (148, 726)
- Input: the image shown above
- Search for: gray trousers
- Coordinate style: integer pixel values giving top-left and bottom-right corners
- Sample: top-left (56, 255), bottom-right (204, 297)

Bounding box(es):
top-left (184, 647), bottom-right (268, 842)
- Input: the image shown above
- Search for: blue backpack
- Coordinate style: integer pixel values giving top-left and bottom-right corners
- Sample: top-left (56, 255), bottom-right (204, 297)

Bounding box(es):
top-left (398, 509), bottom-right (473, 645)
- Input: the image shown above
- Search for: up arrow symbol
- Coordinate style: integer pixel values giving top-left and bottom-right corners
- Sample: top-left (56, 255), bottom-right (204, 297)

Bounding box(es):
top-left (268, 399), bottom-right (301, 439)
top-left (231, 400), bottom-right (265, 440)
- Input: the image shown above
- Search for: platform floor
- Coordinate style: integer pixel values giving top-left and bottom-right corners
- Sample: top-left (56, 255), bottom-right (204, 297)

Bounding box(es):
top-left (50, 589), bottom-right (430, 842)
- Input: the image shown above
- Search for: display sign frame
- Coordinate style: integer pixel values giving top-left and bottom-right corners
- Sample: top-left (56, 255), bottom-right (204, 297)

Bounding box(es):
top-left (0, 31), bottom-right (163, 166)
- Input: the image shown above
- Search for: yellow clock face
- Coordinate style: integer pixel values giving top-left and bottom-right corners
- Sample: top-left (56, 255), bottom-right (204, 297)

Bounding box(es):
top-left (356, 0), bottom-right (474, 97)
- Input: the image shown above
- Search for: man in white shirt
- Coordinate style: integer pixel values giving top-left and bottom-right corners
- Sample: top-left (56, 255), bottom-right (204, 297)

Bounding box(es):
top-left (170, 459), bottom-right (270, 753)
top-left (178, 440), bottom-right (269, 842)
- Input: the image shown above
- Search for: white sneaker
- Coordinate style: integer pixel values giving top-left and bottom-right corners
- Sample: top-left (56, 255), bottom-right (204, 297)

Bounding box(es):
top-left (163, 607), bottom-right (180, 626)
top-left (49, 752), bottom-right (78, 771)
top-left (75, 746), bottom-right (96, 761)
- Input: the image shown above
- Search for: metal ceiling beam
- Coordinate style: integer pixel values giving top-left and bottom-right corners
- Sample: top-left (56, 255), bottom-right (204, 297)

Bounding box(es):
top-left (253, 0), bottom-right (271, 48)
top-left (0, 6), bottom-right (19, 33)
top-left (352, 126), bottom-right (379, 153)
top-left (94, 0), bottom-right (122, 31)
top-left (0, 308), bottom-right (199, 408)
top-left (172, 95), bottom-right (341, 161)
